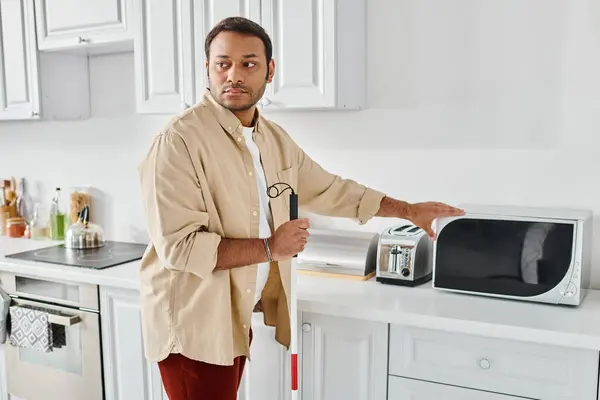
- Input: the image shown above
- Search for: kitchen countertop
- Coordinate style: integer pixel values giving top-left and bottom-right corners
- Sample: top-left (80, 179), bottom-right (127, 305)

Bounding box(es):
top-left (3, 237), bottom-right (600, 351)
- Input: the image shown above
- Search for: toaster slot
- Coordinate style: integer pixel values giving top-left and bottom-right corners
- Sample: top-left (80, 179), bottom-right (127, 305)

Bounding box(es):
top-left (391, 225), bottom-right (411, 234)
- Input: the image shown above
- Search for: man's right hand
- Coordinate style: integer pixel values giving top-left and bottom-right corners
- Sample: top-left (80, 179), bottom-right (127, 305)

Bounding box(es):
top-left (269, 218), bottom-right (310, 261)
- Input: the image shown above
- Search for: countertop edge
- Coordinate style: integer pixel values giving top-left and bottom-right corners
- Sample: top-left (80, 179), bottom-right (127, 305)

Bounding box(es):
top-left (297, 299), bottom-right (600, 351)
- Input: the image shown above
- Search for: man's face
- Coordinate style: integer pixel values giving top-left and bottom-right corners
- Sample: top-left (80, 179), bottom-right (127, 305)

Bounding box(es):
top-left (207, 31), bottom-right (275, 112)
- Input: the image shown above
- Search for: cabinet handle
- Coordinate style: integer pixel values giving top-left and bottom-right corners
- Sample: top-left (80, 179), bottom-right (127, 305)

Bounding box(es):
top-left (30, 111), bottom-right (38, 117)
top-left (479, 358), bottom-right (491, 370)
top-left (301, 323), bottom-right (311, 333)
top-left (78, 36), bottom-right (89, 44)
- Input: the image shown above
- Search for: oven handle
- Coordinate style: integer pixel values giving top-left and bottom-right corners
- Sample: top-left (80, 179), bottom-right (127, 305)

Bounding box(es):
top-left (47, 313), bottom-right (81, 326)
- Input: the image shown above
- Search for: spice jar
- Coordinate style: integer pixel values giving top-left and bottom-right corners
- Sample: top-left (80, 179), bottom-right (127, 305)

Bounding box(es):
top-left (6, 217), bottom-right (26, 238)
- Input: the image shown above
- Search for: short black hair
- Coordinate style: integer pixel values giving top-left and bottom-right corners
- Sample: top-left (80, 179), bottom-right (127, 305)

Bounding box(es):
top-left (204, 17), bottom-right (273, 63)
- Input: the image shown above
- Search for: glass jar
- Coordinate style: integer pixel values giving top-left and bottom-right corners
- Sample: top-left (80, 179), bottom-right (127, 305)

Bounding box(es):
top-left (68, 186), bottom-right (92, 225)
top-left (6, 217), bottom-right (26, 238)
top-left (30, 203), bottom-right (49, 240)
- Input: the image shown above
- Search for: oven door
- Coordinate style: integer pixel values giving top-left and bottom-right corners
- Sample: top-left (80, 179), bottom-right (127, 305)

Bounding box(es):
top-left (433, 214), bottom-right (577, 301)
top-left (5, 297), bottom-right (103, 400)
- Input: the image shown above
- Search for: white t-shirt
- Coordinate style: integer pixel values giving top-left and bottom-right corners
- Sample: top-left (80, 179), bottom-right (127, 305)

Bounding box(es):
top-left (242, 126), bottom-right (273, 306)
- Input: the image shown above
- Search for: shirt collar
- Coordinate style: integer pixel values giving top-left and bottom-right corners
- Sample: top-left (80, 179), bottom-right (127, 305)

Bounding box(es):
top-left (202, 88), bottom-right (265, 136)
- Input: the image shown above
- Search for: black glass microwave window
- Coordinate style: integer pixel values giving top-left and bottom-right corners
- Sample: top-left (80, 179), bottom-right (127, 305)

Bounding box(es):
top-left (435, 218), bottom-right (574, 297)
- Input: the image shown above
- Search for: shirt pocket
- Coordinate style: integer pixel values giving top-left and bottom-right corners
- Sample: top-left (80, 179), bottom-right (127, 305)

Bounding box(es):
top-left (275, 166), bottom-right (297, 195)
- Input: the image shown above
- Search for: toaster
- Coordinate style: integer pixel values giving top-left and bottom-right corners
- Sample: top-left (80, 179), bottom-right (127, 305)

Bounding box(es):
top-left (375, 224), bottom-right (434, 286)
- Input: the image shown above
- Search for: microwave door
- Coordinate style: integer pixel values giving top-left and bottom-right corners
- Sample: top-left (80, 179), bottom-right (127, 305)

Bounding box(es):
top-left (434, 218), bottom-right (575, 299)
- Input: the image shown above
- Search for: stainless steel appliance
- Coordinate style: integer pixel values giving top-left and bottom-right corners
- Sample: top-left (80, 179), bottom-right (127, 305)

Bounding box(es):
top-left (0, 271), bottom-right (103, 400)
top-left (296, 228), bottom-right (379, 280)
top-left (432, 204), bottom-right (593, 306)
top-left (375, 224), bottom-right (433, 286)
top-left (65, 204), bottom-right (105, 249)
top-left (5, 241), bottom-right (147, 269)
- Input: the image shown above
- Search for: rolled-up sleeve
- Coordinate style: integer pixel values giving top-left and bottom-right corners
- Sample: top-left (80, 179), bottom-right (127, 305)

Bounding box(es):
top-left (275, 124), bottom-right (386, 225)
top-left (138, 130), bottom-right (221, 279)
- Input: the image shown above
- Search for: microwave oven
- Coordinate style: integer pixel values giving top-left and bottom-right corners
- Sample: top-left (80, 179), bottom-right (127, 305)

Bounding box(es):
top-left (432, 204), bottom-right (593, 306)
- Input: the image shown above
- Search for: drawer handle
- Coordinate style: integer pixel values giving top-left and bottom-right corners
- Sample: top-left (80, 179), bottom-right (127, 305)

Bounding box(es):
top-left (301, 323), bottom-right (312, 333)
top-left (479, 358), bottom-right (491, 370)
top-left (48, 313), bottom-right (81, 326)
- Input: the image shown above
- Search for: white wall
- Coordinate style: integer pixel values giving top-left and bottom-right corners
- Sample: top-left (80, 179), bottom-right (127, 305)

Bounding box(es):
top-left (1, 0), bottom-right (600, 286)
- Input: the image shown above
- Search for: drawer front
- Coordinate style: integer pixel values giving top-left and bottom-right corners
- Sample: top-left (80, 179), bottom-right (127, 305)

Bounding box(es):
top-left (388, 376), bottom-right (529, 399)
top-left (389, 325), bottom-right (598, 400)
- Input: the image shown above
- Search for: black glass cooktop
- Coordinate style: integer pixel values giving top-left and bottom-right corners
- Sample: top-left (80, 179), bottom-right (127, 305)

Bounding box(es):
top-left (6, 241), bottom-right (148, 270)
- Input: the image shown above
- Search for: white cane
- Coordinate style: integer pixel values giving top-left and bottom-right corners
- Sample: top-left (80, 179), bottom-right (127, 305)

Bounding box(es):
top-left (267, 182), bottom-right (299, 400)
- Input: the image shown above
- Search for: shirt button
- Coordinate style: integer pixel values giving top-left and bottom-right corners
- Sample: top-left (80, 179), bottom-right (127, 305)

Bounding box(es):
top-left (243, 324), bottom-right (248, 329)
top-left (246, 288), bottom-right (252, 294)
top-left (252, 211), bottom-right (257, 216)
top-left (236, 137), bottom-right (242, 142)
top-left (248, 171), bottom-right (253, 176)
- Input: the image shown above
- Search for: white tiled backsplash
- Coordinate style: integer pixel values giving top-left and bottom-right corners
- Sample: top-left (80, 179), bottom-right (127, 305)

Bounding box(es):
top-left (1, 0), bottom-right (600, 286)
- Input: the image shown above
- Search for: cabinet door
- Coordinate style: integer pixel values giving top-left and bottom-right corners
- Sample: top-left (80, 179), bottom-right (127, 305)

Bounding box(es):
top-left (34, 0), bottom-right (132, 51)
top-left (192, 0), bottom-right (261, 103)
top-left (0, 0), bottom-right (40, 120)
top-left (133, 0), bottom-right (194, 114)
top-left (238, 313), bottom-right (291, 400)
top-left (388, 376), bottom-right (529, 400)
top-left (258, 0), bottom-right (366, 110)
top-left (259, 0), bottom-right (335, 109)
top-left (301, 312), bottom-right (388, 400)
top-left (100, 287), bottom-right (166, 400)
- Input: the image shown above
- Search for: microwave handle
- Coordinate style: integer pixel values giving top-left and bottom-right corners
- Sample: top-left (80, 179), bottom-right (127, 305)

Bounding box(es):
top-left (48, 313), bottom-right (81, 326)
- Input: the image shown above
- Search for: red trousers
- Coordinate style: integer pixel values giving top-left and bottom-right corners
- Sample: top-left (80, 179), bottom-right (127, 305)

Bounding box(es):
top-left (158, 329), bottom-right (252, 400)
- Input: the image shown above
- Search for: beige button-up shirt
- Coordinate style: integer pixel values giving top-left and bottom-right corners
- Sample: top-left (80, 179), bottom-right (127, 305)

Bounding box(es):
top-left (138, 89), bottom-right (386, 365)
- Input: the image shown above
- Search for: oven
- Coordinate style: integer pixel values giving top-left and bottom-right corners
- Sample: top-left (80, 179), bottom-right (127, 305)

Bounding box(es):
top-left (0, 272), bottom-right (104, 400)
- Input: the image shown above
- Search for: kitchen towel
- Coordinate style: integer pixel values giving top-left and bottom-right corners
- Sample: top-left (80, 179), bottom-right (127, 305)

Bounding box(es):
top-left (8, 305), bottom-right (60, 353)
top-left (0, 286), bottom-right (11, 344)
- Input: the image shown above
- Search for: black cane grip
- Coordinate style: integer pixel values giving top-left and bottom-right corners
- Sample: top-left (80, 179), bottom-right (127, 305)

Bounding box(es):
top-left (289, 193), bottom-right (298, 221)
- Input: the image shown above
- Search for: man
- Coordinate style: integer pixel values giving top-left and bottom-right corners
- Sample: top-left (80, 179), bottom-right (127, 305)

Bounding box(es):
top-left (138, 16), bottom-right (464, 400)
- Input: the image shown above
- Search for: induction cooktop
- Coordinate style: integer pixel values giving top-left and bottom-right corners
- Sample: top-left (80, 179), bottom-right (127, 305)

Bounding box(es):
top-left (5, 241), bottom-right (148, 270)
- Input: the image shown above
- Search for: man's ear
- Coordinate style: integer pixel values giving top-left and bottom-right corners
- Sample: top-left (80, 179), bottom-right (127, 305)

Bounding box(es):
top-left (267, 59), bottom-right (275, 83)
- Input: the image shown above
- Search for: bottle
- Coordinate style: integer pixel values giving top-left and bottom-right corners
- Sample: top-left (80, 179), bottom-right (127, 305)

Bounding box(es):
top-left (49, 188), bottom-right (66, 241)
top-left (30, 203), bottom-right (49, 240)
top-left (16, 178), bottom-right (34, 222)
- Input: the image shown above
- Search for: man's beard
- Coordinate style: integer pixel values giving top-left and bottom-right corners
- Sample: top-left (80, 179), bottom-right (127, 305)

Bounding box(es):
top-left (209, 78), bottom-right (268, 112)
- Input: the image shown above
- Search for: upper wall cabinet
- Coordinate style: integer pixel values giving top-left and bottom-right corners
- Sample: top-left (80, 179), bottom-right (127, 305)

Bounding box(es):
top-left (0, 0), bottom-right (90, 121)
top-left (0, 0), bottom-right (40, 120)
top-left (34, 0), bottom-right (133, 52)
top-left (259, 0), bottom-right (366, 110)
top-left (133, 0), bottom-right (193, 114)
top-left (133, 0), bottom-right (259, 114)
top-left (133, 0), bottom-right (366, 114)
top-left (192, 0), bottom-right (261, 103)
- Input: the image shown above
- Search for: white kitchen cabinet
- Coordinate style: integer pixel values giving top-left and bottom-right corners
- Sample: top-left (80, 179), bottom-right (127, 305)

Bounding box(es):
top-left (133, 0), bottom-right (366, 114)
top-left (100, 286), bottom-right (166, 400)
top-left (0, 0), bottom-right (90, 121)
top-left (133, 0), bottom-right (259, 114)
top-left (132, 0), bottom-right (194, 114)
top-left (388, 376), bottom-right (528, 400)
top-left (34, 0), bottom-right (133, 52)
top-left (259, 0), bottom-right (366, 110)
top-left (300, 312), bottom-right (388, 400)
top-left (191, 0), bottom-right (261, 103)
top-left (0, 0), bottom-right (40, 120)
top-left (238, 313), bottom-right (292, 400)
top-left (389, 324), bottom-right (599, 400)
